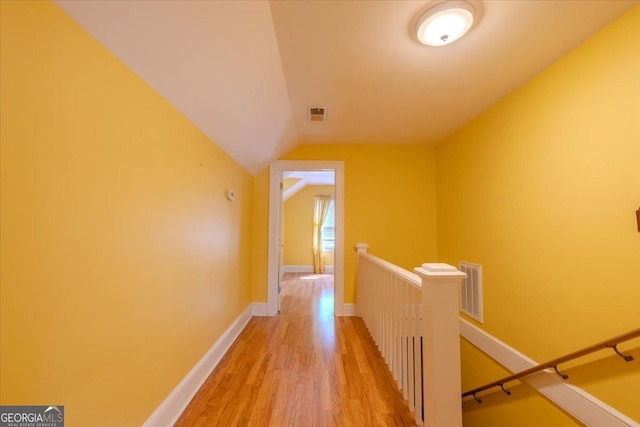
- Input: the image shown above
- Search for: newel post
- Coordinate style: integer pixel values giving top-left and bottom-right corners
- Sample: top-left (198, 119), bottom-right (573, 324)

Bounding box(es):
top-left (415, 263), bottom-right (467, 427)
top-left (355, 242), bottom-right (370, 256)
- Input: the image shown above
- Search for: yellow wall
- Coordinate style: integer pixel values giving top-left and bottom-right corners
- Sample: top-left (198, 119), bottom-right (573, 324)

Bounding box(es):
top-left (283, 177), bottom-right (301, 191)
top-left (251, 169), bottom-right (270, 302)
top-left (251, 144), bottom-right (439, 303)
top-left (7, 2), bottom-right (635, 425)
top-left (0, 2), bottom-right (253, 425)
top-left (437, 5), bottom-right (640, 424)
top-left (283, 185), bottom-right (335, 266)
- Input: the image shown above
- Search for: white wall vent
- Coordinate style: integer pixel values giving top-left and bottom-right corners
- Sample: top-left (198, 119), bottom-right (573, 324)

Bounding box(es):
top-left (308, 106), bottom-right (327, 121)
top-left (459, 261), bottom-right (483, 323)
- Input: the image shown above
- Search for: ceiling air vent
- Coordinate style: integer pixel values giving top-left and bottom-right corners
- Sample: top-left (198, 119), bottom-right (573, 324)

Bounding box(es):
top-left (308, 107), bottom-right (327, 122)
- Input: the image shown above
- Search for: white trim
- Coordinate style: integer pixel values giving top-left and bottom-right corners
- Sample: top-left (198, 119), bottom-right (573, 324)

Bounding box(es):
top-left (282, 265), bottom-right (313, 273)
top-left (251, 302), bottom-right (268, 316)
top-left (343, 303), bottom-right (357, 316)
top-left (143, 305), bottom-right (253, 427)
top-left (282, 178), bottom-right (308, 202)
top-left (281, 265), bottom-right (335, 274)
top-left (460, 318), bottom-right (639, 427)
top-left (361, 252), bottom-right (422, 289)
top-left (268, 160), bottom-right (345, 316)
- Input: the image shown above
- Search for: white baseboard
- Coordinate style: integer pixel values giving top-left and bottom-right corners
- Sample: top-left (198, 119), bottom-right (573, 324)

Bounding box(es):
top-left (143, 305), bottom-right (253, 427)
top-left (460, 318), bottom-right (639, 427)
top-left (251, 302), bottom-right (268, 316)
top-left (282, 265), bottom-right (313, 273)
top-left (281, 265), bottom-right (335, 274)
top-left (342, 303), bottom-right (357, 316)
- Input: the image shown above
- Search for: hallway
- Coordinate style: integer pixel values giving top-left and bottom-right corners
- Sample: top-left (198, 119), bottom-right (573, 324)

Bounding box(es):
top-left (175, 273), bottom-right (418, 426)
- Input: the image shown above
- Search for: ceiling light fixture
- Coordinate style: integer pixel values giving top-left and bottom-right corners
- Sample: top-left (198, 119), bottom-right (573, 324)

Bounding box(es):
top-left (415, 1), bottom-right (476, 47)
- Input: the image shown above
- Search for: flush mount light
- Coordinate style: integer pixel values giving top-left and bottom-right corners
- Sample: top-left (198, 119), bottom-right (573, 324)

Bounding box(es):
top-left (415, 0), bottom-right (476, 47)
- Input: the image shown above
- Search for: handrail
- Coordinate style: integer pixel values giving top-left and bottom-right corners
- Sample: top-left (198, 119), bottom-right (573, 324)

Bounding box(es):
top-left (462, 327), bottom-right (640, 402)
top-left (359, 252), bottom-right (422, 288)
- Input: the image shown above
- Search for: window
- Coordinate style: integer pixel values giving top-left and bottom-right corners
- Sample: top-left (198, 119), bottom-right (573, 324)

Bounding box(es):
top-left (321, 199), bottom-right (335, 252)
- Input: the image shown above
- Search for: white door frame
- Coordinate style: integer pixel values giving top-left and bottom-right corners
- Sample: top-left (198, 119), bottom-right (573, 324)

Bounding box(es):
top-left (267, 160), bottom-right (345, 316)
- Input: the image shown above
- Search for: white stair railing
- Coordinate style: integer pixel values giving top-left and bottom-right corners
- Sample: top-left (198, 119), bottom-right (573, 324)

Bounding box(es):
top-left (355, 243), bottom-right (467, 427)
top-left (356, 244), bottom-right (424, 423)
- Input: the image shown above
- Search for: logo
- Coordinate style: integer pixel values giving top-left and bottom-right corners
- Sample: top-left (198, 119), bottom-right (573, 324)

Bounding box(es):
top-left (0, 406), bottom-right (64, 427)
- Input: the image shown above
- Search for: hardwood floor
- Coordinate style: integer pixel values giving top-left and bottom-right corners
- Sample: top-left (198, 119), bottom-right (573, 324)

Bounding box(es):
top-left (174, 273), bottom-right (418, 426)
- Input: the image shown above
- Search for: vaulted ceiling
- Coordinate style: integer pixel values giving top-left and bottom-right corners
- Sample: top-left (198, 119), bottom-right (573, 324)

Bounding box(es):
top-left (55, 0), bottom-right (638, 175)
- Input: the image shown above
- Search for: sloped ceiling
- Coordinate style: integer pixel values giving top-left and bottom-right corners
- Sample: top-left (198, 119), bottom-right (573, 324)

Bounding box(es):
top-left (55, 0), bottom-right (638, 175)
top-left (55, 0), bottom-right (297, 174)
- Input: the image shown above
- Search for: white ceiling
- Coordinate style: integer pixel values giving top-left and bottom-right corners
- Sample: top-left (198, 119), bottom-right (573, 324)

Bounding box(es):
top-left (283, 171), bottom-right (335, 201)
top-left (55, 0), bottom-right (638, 175)
top-left (284, 171), bottom-right (335, 185)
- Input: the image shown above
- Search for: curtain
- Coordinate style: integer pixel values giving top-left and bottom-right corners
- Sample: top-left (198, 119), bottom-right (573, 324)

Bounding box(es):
top-left (312, 194), bottom-right (333, 274)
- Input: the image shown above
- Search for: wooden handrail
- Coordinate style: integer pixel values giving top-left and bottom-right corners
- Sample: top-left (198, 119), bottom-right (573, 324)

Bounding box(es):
top-left (462, 327), bottom-right (640, 401)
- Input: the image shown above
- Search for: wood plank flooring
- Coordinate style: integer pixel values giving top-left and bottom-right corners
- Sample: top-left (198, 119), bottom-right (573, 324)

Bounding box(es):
top-left (174, 273), bottom-right (418, 426)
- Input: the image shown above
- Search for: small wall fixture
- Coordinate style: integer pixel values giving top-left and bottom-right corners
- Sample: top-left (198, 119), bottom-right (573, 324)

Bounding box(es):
top-left (636, 207), bottom-right (640, 232)
top-left (415, 0), bottom-right (476, 47)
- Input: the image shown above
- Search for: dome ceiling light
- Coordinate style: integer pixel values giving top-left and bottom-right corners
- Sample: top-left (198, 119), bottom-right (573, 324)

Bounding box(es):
top-left (415, 1), bottom-right (476, 47)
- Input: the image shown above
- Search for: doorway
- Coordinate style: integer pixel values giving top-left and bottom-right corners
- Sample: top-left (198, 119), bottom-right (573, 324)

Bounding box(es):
top-left (267, 160), bottom-right (344, 316)
top-left (281, 170), bottom-right (335, 313)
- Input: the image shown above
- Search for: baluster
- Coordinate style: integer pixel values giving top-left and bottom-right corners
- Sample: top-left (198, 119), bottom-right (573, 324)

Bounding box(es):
top-left (376, 263), bottom-right (382, 348)
top-left (384, 269), bottom-right (390, 362)
top-left (359, 259), bottom-right (363, 321)
top-left (401, 282), bottom-right (409, 400)
top-left (407, 286), bottom-right (416, 413)
top-left (380, 270), bottom-right (389, 362)
top-left (368, 260), bottom-right (373, 331)
top-left (389, 275), bottom-right (396, 377)
top-left (373, 263), bottom-right (379, 346)
top-left (365, 259), bottom-right (370, 330)
top-left (395, 276), bottom-right (402, 379)
top-left (414, 288), bottom-right (423, 426)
